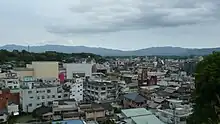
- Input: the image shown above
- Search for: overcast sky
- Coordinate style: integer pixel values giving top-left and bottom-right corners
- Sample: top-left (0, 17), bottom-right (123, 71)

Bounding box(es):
top-left (0, 0), bottom-right (220, 50)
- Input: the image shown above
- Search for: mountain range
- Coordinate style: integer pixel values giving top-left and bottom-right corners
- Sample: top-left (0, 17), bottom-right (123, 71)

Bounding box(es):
top-left (1, 44), bottom-right (220, 56)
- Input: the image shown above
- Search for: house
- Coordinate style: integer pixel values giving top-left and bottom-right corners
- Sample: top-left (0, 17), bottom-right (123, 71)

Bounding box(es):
top-left (123, 92), bottom-right (147, 108)
top-left (118, 108), bottom-right (164, 124)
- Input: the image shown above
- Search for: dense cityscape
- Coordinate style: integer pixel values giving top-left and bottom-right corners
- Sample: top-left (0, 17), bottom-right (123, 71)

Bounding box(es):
top-left (0, 49), bottom-right (209, 124)
top-left (1, 0), bottom-right (220, 123)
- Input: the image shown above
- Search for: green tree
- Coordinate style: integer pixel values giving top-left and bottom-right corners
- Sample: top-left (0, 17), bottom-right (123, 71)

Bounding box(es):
top-left (188, 52), bottom-right (220, 124)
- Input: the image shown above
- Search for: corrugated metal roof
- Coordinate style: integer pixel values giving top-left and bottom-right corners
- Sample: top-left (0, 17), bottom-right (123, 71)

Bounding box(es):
top-left (131, 115), bottom-right (164, 124)
top-left (122, 108), bottom-right (152, 117)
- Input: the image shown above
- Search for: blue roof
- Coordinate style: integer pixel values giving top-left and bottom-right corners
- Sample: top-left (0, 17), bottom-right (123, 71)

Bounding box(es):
top-left (52, 120), bottom-right (85, 124)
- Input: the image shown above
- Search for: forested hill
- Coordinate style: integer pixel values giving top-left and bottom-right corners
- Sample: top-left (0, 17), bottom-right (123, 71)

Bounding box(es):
top-left (0, 50), bottom-right (104, 66)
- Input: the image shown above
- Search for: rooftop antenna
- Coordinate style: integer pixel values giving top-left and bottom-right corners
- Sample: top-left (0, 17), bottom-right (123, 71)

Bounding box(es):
top-left (28, 45), bottom-right (30, 52)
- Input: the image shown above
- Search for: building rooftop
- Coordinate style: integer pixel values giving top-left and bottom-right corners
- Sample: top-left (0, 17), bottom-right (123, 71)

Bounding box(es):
top-left (124, 92), bottom-right (146, 103)
top-left (52, 120), bottom-right (86, 124)
top-left (131, 114), bottom-right (164, 124)
top-left (122, 108), bottom-right (152, 117)
top-left (14, 67), bottom-right (34, 71)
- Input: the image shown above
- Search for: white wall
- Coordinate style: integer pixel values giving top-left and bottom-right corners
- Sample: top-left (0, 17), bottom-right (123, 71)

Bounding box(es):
top-left (65, 63), bottom-right (93, 79)
top-left (70, 78), bottom-right (83, 101)
top-left (8, 104), bottom-right (19, 115)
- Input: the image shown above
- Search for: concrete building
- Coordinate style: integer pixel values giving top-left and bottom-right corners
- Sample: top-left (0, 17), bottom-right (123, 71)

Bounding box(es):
top-left (157, 99), bottom-right (192, 124)
top-left (52, 100), bottom-right (78, 121)
top-left (20, 83), bottom-right (69, 113)
top-left (84, 78), bottom-right (119, 103)
top-left (65, 63), bottom-right (94, 79)
top-left (14, 61), bottom-right (59, 79)
top-left (0, 73), bottom-right (20, 91)
top-left (13, 68), bottom-right (34, 79)
top-left (69, 78), bottom-right (83, 101)
top-left (31, 61), bottom-right (59, 78)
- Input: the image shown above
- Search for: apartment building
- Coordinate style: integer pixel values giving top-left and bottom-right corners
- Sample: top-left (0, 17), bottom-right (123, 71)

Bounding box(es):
top-left (84, 78), bottom-right (119, 103)
top-left (20, 83), bottom-right (69, 113)
top-left (0, 72), bottom-right (20, 91)
top-left (66, 78), bottom-right (83, 101)
top-left (65, 63), bottom-right (94, 79)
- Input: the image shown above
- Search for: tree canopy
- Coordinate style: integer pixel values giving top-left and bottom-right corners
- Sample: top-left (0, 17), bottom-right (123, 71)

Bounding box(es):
top-left (0, 49), bottom-right (105, 67)
top-left (188, 52), bottom-right (220, 124)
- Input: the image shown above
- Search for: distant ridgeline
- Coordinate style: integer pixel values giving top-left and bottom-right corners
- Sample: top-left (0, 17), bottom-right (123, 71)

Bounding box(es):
top-left (0, 49), bottom-right (105, 66)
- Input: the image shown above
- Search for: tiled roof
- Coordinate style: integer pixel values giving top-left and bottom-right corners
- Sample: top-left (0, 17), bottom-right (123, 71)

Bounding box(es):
top-left (124, 92), bottom-right (146, 103)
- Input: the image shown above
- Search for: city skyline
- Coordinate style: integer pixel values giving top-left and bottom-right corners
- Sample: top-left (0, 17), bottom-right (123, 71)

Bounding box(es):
top-left (0, 0), bottom-right (220, 50)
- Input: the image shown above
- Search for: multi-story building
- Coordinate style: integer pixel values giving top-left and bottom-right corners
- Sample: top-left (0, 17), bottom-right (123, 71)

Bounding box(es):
top-left (0, 72), bottom-right (20, 91)
top-left (65, 78), bottom-right (83, 101)
top-left (14, 61), bottom-right (59, 79)
top-left (157, 99), bottom-right (193, 124)
top-left (20, 82), bottom-right (69, 113)
top-left (84, 78), bottom-right (119, 103)
top-left (64, 63), bottom-right (94, 79)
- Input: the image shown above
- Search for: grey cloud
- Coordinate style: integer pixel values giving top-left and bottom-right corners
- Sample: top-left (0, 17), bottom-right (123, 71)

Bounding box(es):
top-left (43, 0), bottom-right (220, 35)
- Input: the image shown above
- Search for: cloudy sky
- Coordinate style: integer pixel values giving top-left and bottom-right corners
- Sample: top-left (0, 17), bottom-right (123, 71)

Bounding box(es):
top-left (0, 0), bottom-right (220, 50)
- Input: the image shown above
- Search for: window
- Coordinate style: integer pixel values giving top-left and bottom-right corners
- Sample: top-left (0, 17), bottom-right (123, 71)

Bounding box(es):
top-left (36, 91), bottom-right (39, 93)
top-left (7, 81), bottom-right (13, 83)
top-left (52, 95), bottom-right (55, 98)
top-left (8, 86), bottom-right (12, 89)
top-left (78, 90), bottom-right (80, 92)
top-left (80, 94), bottom-right (82, 96)
top-left (80, 89), bottom-right (83, 91)
top-left (28, 103), bottom-right (32, 107)
top-left (58, 95), bottom-right (61, 98)
top-left (42, 96), bottom-right (45, 99)
top-left (37, 96), bottom-right (40, 100)
top-left (0, 119), bottom-right (4, 122)
top-left (14, 86), bottom-right (17, 89)
top-left (64, 94), bottom-right (68, 97)
top-left (37, 103), bottom-right (41, 106)
top-left (47, 96), bottom-right (50, 98)
top-left (28, 91), bottom-right (32, 94)
top-left (47, 89), bottom-right (51, 93)
top-left (30, 96), bottom-right (34, 99)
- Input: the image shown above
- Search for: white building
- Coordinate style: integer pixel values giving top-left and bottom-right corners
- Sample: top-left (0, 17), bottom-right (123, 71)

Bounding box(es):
top-left (156, 99), bottom-right (193, 124)
top-left (8, 102), bottom-right (19, 116)
top-left (20, 82), bottom-right (69, 113)
top-left (65, 78), bottom-right (83, 101)
top-left (0, 72), bottom-right (20, 91)
top-left (65, 63), bottom-right (94, 79)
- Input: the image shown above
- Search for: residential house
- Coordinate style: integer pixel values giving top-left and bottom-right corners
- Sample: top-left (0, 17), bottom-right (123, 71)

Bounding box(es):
top-left (118, 108), bottom-right (164, 124)
top-left (123, 92), bottom-right (147, 108)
